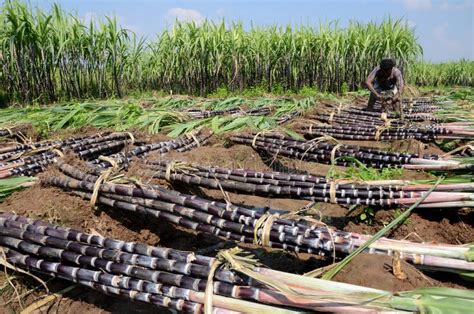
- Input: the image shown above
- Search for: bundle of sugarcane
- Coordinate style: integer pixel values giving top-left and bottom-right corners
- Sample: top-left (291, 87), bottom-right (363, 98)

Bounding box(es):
top-left (338, 108), bottom-right (442, 123)
top-left (404, 106), bottom-right (441, 114)
top-left (401, 97), bottom-right (442, 106)
top-left (2, 213), bottom-right (472, 313)
top-left (311, 110), bottom-right (442, 129)
top-left (401, 99), bottom-right (441, 112)
top-left (277, 110), bottom-right (303, 125)
top-left (245, 107), bottom-right (273, 116)
top-left (311, 113), bottom-right (404, 128)
top-left (186, 107), bottom-right (241, 118)
top-left (44, 163), bottom-right (474, 274)
top-left (377, 102), bottom-right (440, 114)
top-left (299, 124), bottom-right (474, 142)
top-left (0, 132), bottom-right (134, 178)
top-left (231, 133), bottom-right (473, 171)
top-left (90, 130), bottom-right (213, 169)
top-left (309, 109), bottom-right (473, 139)
top-left (0, 131), bottom-right (211, 178)
top-left (142, 159), bottom-right (474, 208)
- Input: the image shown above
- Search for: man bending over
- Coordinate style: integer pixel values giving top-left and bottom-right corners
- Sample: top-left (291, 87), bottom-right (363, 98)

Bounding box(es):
top-left (366, 58), bottom-right (404, 112)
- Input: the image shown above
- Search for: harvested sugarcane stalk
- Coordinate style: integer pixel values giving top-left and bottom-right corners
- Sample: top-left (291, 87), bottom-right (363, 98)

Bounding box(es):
top-left (299, 124), bottom-right (474, 141)
top-left (90, 129), bottom-right (212, 169)
top-left (0, 130), bottom-right (211, 178)
top-left (43, 163), bottom-right (474, 274)
top-left (141, 159), bottom-right (474, 208)
top-left (1, 213), bottom-right (472, 313)
top-left (0, 132), bottom-right (132, 178)
top-left (230, 133), bottom-right (473, 171)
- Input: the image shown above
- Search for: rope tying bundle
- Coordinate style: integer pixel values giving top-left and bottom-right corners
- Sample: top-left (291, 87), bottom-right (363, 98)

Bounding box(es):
top-left (329, 180), bottom-right (338, 204)
top-left (51, 148), bottom-right (65, 158)
top-left (328, 112), bottom-right (335, 124)
top-left (125, 132), bottom-right (135, 145)
top-left (5, 128), bottom-right (14, 137)
top-left (253, 213), bottom-right (277, 247)
top-left (164, 160), bottom-right (198, 181)
top-left (374, 125), bottom-right (389, 141)
top-left (187, 132), bottom-right (201, 147)
top-left (299, 135), bottom-right (341, 163)
top-left (330, 143), bottom-right (343, 165)
top-left (251, 131), bottom-right (266, 148)
top-left (90, 156), bottom-right (119, 209)
top-left (204, 247), bottom-right (262, 314)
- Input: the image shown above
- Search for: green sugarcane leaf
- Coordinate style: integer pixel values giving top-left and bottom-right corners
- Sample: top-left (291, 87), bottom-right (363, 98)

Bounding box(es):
top-left (219, 117), bottom-right (249, 133)
top-left (53, 105), bottom-right (83, 130)
top-left (211, 116), bottom-right (223, 132)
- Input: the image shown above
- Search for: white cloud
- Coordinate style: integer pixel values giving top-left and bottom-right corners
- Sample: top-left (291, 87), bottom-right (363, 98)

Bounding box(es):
top-left (165, 8), bottom-right (205, 24)
top-left (403, 0), bottom-right (432, 10)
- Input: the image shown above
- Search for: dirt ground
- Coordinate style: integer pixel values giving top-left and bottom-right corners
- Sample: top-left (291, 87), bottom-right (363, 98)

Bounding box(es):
top-left (0, 109), bottom-right (473, 312)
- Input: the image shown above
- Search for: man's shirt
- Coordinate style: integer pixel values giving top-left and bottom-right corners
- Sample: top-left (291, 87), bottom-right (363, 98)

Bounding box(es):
top-left (368, 66), bottom-right (404, 91)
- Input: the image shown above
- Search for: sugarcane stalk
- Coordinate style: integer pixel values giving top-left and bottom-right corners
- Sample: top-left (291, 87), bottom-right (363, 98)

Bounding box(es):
top-left (41, 168), bottom-right (474, 272)
top-left (3, 214), bottom-right (472, 313)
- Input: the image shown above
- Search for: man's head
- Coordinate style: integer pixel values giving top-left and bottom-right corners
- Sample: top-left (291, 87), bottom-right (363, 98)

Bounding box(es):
top-left (379, 58), bottom-right (395, 76)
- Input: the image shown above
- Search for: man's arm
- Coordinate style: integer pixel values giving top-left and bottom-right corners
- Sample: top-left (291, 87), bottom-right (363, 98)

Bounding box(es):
top-left (365, 68), bottom-right (380, 98)
top-left (394, 68), bottom-right (404, 100)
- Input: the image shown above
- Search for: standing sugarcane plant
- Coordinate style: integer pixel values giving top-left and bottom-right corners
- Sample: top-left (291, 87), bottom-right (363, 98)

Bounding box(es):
top-left (1, 1), bottom-right (427, 103)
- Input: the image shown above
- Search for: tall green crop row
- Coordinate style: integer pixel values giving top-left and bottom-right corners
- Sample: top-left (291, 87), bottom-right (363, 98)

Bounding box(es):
top-left (0, 2), bottom-right (132, 102)
top-left (407, 60), bottom-right (474, 87)
top-left (0, 1), bottom-right (471, 104)
top-left (114, 19), bottom-right (424, 96)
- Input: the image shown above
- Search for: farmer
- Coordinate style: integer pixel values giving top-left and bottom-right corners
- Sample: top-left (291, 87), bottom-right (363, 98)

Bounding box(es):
top-left (365, 58), bottom-right (404, 112)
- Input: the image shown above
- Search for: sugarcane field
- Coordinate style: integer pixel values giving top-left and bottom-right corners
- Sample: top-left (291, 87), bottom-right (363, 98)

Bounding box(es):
top-left (0, 1), bottom-right (473, 313)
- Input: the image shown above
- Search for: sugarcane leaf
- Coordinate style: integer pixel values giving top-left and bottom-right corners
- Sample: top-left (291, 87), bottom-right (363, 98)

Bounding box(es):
top-left (211, 116), bottom-right (223, 132)
top-left (53, 105), bottom-right (82, 130)
top-left (219, 117), bottom-right (250, 133)
top-left (0, 177), bottom-right (36, 201)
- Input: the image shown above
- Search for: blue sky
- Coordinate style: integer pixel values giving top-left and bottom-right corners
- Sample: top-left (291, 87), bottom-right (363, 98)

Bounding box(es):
top-left (25, 0), bottom-right (474, 62)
